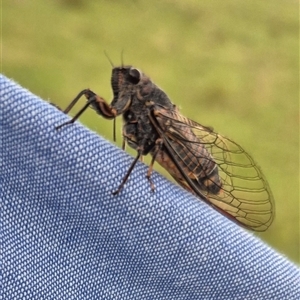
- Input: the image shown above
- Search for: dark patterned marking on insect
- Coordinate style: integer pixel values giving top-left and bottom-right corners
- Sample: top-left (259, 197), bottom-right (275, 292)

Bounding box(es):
top-left (55, 65), bottom-right (274, 231)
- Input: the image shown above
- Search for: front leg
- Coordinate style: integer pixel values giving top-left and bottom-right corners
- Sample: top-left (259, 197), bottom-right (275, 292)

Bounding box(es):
top-left (55, 89), bottom-right (116, 130)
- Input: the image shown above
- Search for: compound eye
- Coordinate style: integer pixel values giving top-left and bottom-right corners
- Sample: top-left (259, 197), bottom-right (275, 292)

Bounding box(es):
top-left (128, 68), bottom-right (141, 84)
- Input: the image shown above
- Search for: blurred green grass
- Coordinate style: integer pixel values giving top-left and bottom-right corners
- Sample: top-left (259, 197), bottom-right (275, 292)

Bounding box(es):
top-left (2, 0), bottom-right (299, 263)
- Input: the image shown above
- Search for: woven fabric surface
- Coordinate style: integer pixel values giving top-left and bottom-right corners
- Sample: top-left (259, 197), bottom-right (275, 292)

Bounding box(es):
top-left (1, 74), bottom-right (299, 299)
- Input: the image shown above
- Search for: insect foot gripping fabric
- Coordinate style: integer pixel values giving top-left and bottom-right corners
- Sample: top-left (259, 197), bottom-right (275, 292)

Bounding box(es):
top-left (1, 74), bottom-right (299, 300)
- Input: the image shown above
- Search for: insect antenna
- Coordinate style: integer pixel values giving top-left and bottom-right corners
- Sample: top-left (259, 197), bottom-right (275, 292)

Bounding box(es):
top-left (120, 49), bottom-right (124, 67)
top-left (104, 50), bottom-right (114, 67)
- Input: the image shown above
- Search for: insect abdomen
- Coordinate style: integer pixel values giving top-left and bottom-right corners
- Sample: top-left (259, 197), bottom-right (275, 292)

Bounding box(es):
top-left (154, 141), bottom-right (222, 195)
top-left (175, 141), bottom-right (222, 195)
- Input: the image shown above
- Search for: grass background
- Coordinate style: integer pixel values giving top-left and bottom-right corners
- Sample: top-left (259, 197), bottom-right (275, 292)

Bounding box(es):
top-left (2, 0), bottom-right (299, 264)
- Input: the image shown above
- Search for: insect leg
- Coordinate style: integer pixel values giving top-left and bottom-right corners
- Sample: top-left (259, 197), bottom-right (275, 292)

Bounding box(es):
top-left (50, 102), bottom-right (63, 111)
top-left (146, 138), bottom-right (164, 192)
top-left (63, 89), bottom-right (95, 114)
top-left (112, 151), bottom-right (142, 195)
top-left (55, 90), bottom-right (116, 130)
top-left (113, 118), bottom-right (116, 142)
top-left (122, 138), bottom-right (126, 151)
top-left (55, 95), bottom-right (97, 130)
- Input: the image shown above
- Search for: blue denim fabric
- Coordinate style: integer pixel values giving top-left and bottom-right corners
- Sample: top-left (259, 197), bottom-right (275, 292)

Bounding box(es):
top-left (1, 74), bottom-right (299, 299)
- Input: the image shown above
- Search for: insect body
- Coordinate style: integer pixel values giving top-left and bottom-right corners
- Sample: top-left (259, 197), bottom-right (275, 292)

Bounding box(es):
top-left (56, 66), bottom-right (274, 231)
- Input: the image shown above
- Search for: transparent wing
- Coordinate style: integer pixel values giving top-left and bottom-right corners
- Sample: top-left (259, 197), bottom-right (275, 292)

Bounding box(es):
top-left (152, 107), bottom-right (274, 231)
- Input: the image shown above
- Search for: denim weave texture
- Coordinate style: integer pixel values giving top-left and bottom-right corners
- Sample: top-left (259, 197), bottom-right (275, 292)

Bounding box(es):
top-left (1, 74), bottom-right (299, 299)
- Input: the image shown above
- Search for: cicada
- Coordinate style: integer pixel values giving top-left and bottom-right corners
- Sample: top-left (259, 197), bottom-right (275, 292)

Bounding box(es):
top-left (56, 65), bottom-right (274, 231)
